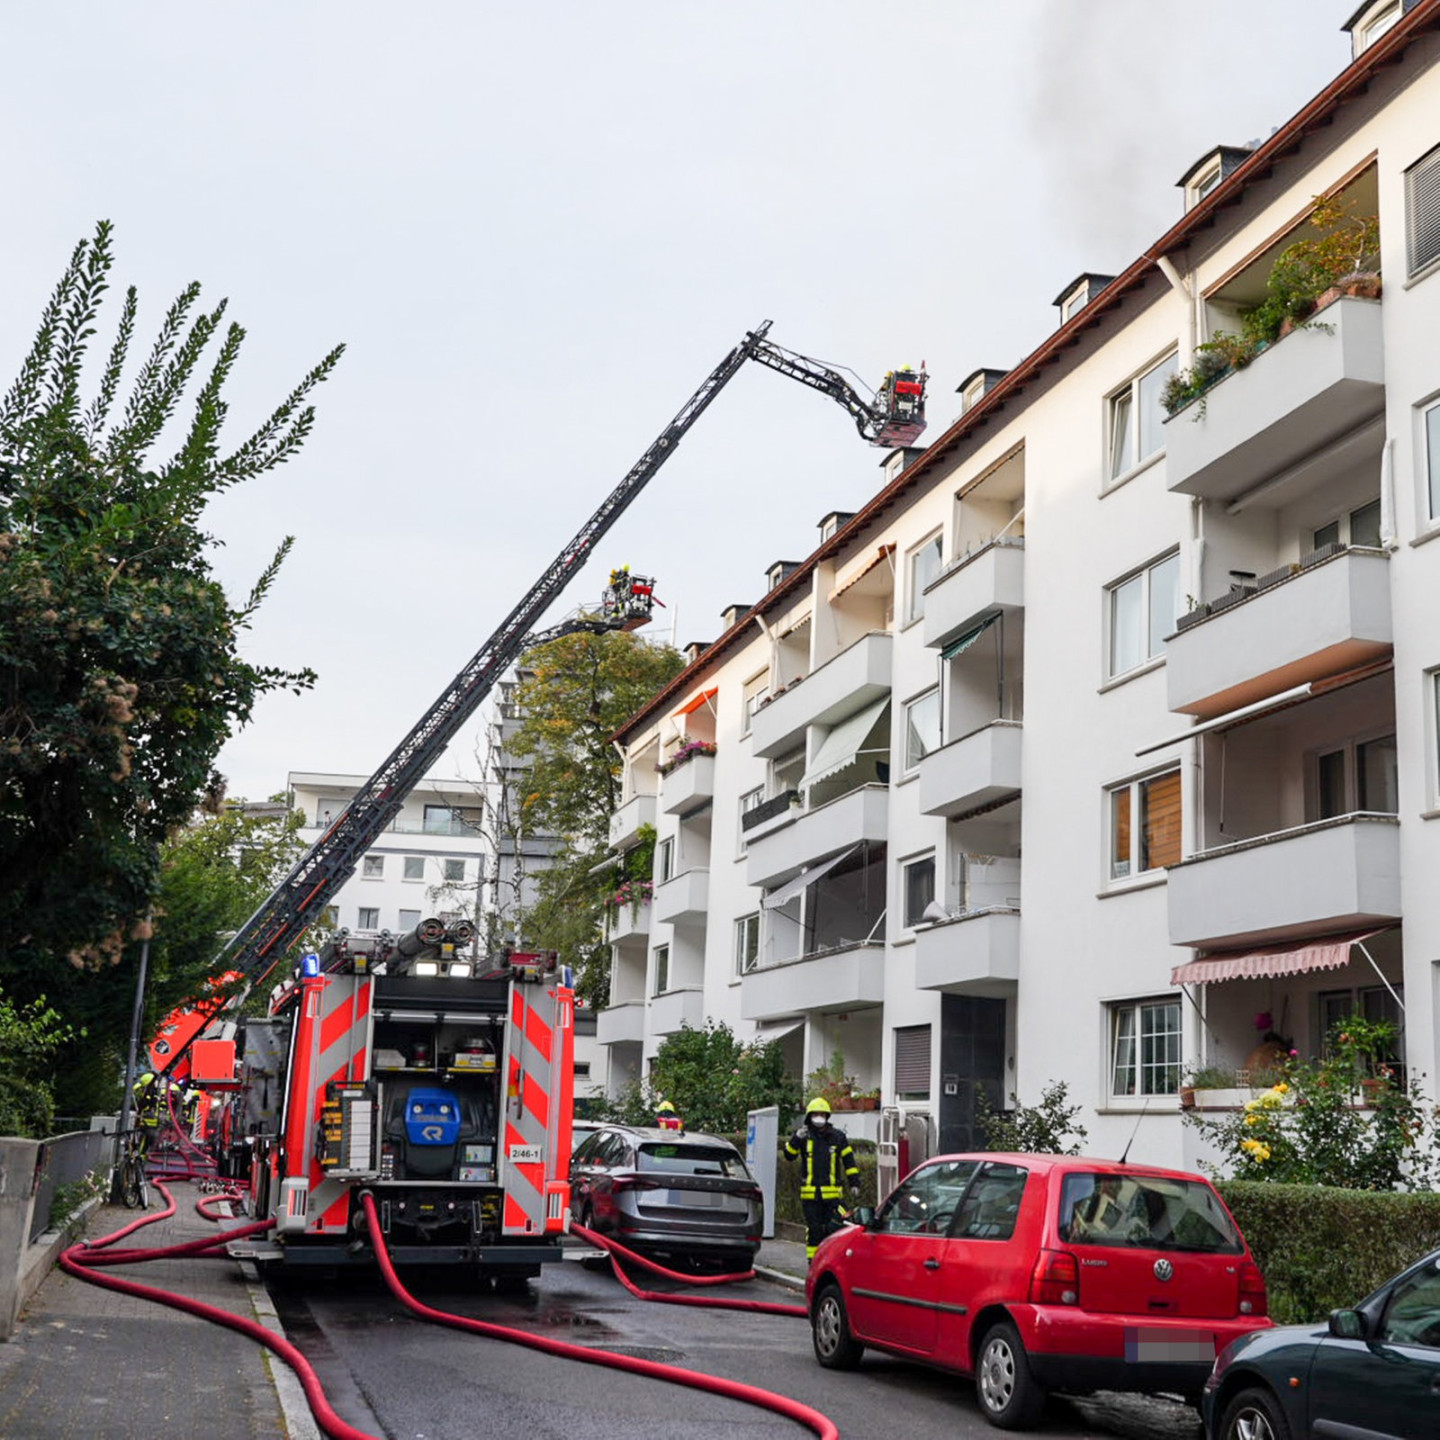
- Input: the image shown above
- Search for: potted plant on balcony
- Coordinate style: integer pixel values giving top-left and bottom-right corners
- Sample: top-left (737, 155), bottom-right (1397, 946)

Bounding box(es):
top-left (656, 739), bottom-right (717, 777)
top-left (806, 1049), bottom-right (858, 1110)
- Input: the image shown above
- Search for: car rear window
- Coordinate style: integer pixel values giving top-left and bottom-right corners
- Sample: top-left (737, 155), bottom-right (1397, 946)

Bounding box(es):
top-left (637, 1143), bottom-right (750, 1178)
top-left (1058, 1173), bottom-right (1242, 1254)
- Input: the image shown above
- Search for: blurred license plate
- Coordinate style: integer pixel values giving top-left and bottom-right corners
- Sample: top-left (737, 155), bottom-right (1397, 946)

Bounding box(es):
top-left (668, 1190), bottom-right (722, 1207)
top-left (1125, 1328), bottom-right (1215, 1363)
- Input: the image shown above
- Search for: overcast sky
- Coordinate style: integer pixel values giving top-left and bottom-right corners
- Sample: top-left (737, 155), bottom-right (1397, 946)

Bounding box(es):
top-left (1, 2), bottom-right (1351, 802)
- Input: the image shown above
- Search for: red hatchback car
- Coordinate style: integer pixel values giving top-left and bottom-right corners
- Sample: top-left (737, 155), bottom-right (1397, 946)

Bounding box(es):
top-left (806, 1153), bottom-right (1271, 1430)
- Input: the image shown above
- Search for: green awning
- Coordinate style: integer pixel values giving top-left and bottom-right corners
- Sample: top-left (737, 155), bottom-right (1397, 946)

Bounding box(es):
top-left (798, 697), bottom-right (890, 790)
top-left (940, 611), bottom-right (1000, 661)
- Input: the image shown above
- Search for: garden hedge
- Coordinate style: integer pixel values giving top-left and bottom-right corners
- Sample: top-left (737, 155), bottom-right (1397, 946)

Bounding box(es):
top-left (1218, 1181), bottom-right (1440, 1323)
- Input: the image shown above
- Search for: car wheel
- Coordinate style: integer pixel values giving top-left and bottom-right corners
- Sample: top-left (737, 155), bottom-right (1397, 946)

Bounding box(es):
top-left (1221, 1387), bottom-right (1291, 1440)
top-left (811, 1282), bottom-right (863, 1370)
top-left (975, 1320), bottom-right (1045, 1430)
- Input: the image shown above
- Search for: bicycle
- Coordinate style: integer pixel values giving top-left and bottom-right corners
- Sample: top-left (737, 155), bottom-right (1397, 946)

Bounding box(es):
top-left (116, 1126), bottom-right (153, 1210)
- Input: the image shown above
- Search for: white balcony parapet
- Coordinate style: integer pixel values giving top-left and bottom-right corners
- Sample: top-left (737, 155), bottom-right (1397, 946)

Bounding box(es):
top-left (739, 942), bottom-right (884, 1022)
top-left (750, 632), bottom-right (893, 760)
top-left (923, 538), bottom-right (1025, 652)
top-left (745, 784), bottom-right (888, 890)
top-left (606, 899), bottom-right (651, 945)
top-left (1168, 813), bottom-right (1401, 950)
top-left (1165, 548), bottom-right (1392, 719)
top-left (660, 753), bottom-right (717, 817)
top-left (914, 909), bottom-right (1020, 996)
top-left (1165, 298), bottom-right (1385, 505)
top-left (596, 1000), bottom-right (647, 1047)
top-left (608, 793), bottom-right (657, 851)
top-left (652, 867), bottom-right (710, 927)
top-left (918, 721), bottom-right (1022, 819)
top-left (651, 987), bottom-right (704, 1036)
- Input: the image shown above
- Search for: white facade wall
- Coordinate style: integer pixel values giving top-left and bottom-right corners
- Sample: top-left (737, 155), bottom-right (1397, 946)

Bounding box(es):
top-left (599, 17), bottom-right (1440, 1170)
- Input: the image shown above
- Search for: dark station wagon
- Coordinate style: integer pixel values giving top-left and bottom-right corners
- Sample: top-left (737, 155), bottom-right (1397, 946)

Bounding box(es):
top-left (806, 1152), bottom-right (1272, 1430)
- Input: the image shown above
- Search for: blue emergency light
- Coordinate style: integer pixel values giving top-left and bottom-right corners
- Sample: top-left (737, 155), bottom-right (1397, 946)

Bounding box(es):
top-left (301, 953), bottom-right (320, 977)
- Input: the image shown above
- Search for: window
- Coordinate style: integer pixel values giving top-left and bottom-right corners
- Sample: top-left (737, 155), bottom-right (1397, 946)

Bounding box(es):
top-left (874, 1158), bottom-right (980, 1235)
top-left (1378, 1257), bottom-right (1440, 1347)
top-left (953, 1163), bottom-right (1028, 1241)
top-left (1109, 769), bottom-right (1182, 880)
top-left (907, 534), bottom-right (943, 623)
top-left (1426, 399), bottom-right (1440, 522)
top-left (1357, 0), bottom-right (1403, 54)
top-left (358, 907), bottom-right (379, 929)
top-left (1410, 144), bottom-right (1440, 276)
top-left (656, 838), bottom-right (674, 884)
top-left (653, 944), bottom-right (670, 996)
top-left (398, 908), bottom-right (421, 931)
top-left (742, 671), bottom-right (769, 733)
top-left (1110, 998), bottom-right (1182, 1097)
top-left (1319, 984), bottom-right (1404, 1063)
top-left (1107, 353), bottom-right (1178, 481)
top-left (1314, 734), bottom-right (1398, 819)
top-left (904, 689), bottom-right (941, 770)
top-left (403, 855), bottom-right (425, 881)
top-left (734, 913), bottom-right (760, 976)
top-left (962, 376), bottom-right (986, 412)
top-left (1060, 286), bottom-right (1089, 324)
top-left (902, 854), bottom-right (936, 928)
top-left (894, 1024), bottom-right (931, 1101)
top-left (738, 786), bottom-right (763, 854)
top-left (442, 858), bottom-right (465, 883)
top-left (1190, 162), bottom-right (1223, 206)
top-left (1313, 499), bottom-right (1382, 552)
top-left (362, 855), bottom-right (384, 880)
top-left (1107, 552), bottom-right (1180, 677)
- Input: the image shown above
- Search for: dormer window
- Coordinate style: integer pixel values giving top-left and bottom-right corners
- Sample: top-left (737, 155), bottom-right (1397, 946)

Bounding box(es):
top-left (1191, 161), bottom-right (1223, 205)
top-left (1350, 0), bottom-right (1403, 55)
top-left (818, 510), bottom-right (855, 542)
top-left (962, 376), bottom-right (986, 411)
top-left (1176, 145), bottom-right (1253, 212)
top-left (1053, 274), bottom-right (1115, 327)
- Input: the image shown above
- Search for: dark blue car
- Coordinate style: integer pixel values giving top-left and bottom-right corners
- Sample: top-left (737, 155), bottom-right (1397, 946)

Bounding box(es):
top-left (1203, 1247), bottom-right (1440, 1439)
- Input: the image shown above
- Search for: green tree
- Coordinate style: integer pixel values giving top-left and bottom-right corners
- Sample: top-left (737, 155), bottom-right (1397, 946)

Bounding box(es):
top-left (978, 1079), bottom-right (1089, 1155)
top-left (503, 629), bottom-right (684, 1002)
top-left (638, 1021), bottom-right (799, 1134)
top-left (0, 223), bottom-right (341, 1052)
top-left (0, 985), bottom-right (77, 1137)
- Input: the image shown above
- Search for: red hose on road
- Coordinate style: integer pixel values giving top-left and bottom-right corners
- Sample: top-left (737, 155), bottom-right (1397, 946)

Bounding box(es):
top-left (61, 1183), bottom-right (383, 1440)
top-left (569, 1221), bottom-right (807, 1318)
top-left (360, 1196), bottom-right (836, 1440)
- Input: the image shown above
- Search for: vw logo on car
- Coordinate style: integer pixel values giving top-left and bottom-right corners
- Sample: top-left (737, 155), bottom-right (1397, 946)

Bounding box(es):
top-left (1154, 1258), bottom-right (1174, 1282)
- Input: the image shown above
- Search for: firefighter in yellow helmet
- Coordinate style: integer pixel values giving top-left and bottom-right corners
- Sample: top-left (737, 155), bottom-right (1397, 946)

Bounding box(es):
top-left (784, 1096), bottom-right (859, 1260)
top-left (655, 1100), bottom-right (683, 1132)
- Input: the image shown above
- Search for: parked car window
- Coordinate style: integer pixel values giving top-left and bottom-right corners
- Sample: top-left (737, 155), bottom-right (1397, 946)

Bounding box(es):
top-left (951, 1163), bottom-right (1028, 1240)
top-left (1379, 1258), bottom-right (1440, 1348)
top-left (595, 1132), bottom-right (630, 1168)
top-left (571, 1132), bottom-right (602, 1164)
top-left (1058, 1172), bottom-right (1242, 1253)
top-left (637, 1143), bottom-right (750, 1178)
top-left (874, 1159), bottom-right (979, 1235)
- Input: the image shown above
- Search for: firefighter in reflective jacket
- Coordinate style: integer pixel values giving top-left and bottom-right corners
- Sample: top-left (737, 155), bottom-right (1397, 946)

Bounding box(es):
top-left (784, 1096), bottom-right (860, 1260)
top-left (655, 1100), bottom-right (683, 1131)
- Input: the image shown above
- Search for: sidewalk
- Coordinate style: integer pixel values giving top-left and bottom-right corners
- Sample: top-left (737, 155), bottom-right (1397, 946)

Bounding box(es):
top-left (0, 1186), bottom-right (309, 1440)
top-left (755, 1230), bottom-right (809, 1290)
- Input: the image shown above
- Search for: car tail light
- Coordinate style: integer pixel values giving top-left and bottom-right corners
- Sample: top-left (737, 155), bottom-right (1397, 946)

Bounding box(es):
top-left (1238, 1261), bottom-right (1268, 1317)
top-left (612, 1177), bottom-right (661, 1194)
top-left (1029, 1249), bottom-right (1079, 1306)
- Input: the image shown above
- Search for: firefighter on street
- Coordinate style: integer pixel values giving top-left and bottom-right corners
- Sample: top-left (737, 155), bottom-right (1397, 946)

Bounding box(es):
top-left (131, 1070), bottom-right (164, 1157)
top-left (655, 1100), bottom-right (683, 1132)
top-left (784, 1096), bottom-right (860, 1260)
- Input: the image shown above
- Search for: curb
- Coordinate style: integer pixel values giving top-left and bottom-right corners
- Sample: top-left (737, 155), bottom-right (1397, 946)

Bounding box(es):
top-left (754, 1264), bottom-right (805, 1293)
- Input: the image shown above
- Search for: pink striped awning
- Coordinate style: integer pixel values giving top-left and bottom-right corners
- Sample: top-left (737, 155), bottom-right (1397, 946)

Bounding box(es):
top-left (1171, 928), bottom-right (1385, 986)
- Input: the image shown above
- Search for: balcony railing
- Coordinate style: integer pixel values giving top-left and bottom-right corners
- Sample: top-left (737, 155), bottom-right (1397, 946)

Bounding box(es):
top-left (1165, 297), bottom-right (1385, 505)
top-left (739, 941), bottom-right (884, 1022)
top-left (914, 908), bottom-right (1020, 995)
top-left (745, 784), bottom-right (888, 890)
top-left (651, 987), bottom-right (704, 1036)
top-left (749, 631), bottom-right (892, 759)
top-left (918, 721), bottom-right (1023, 819)
top-left (652, 867), bottom-right (710, 927)
top-left (1168, 812), bottom-right (1401, 950)
top-left (596, 1000), bottom-right (647, 1047)
top-left (608, 793), bottom-right (657, 851)
top-left (923, 537), bottom-right (1025, 652)
top-left (1165, 546), bottom-right (1392, 719)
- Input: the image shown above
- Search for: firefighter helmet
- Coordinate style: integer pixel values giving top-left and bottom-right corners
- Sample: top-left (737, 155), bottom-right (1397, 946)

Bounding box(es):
top-left (805, 1096), bottom-right (832, 1115)
top-left (657, 1101), bottom-right (675, 1114)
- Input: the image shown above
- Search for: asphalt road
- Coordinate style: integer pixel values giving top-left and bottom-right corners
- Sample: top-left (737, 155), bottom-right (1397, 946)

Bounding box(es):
top-left (267, 1256), bottom-right (1207, 1440)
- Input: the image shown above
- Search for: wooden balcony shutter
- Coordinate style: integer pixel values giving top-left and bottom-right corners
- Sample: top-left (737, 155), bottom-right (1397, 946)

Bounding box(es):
top-left (1140, 770), bottom-right (1182, 871)
top-left (894, 1024), bottom-right (932, 1099)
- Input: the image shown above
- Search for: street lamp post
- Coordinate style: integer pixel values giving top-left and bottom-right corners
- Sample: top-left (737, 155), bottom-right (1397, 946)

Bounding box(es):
top-left (110, 919), bottom-right (152, 1203)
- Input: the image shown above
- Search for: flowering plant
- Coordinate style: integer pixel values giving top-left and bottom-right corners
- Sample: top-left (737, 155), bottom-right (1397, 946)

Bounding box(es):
top-left (602, 879), bottom-right (653, 915)
top-left (656, 740), bottom-right (716, 777)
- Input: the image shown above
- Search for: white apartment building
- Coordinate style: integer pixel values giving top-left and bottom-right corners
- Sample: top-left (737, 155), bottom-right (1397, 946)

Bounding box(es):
top-left (597, 0), bottom-right (1440, 1169)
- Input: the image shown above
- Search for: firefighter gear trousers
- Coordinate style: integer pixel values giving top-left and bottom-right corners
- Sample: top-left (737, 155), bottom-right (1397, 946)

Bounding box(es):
top-left (785, 1123), bottom-right (859, 1258)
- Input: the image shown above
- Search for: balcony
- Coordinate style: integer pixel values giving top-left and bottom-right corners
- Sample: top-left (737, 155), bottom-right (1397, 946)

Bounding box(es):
top-left (606, 899), bottom-right (651, 945)
top-left (652, 867), bottom-right (710, 927)
top-left (608, 793), bottom-right (656, 851)
top-left (914, 910), bottom-right (1020, 996)
top-left (1165, 298), bottom-right (1385, 504)
top-left (1168, 813), bottom-right (1401, 950)
top-left (750, 632), bottom-right (893, 759)
top-left (740, 789), bottom-right (801, 843)
top-left (1166, 548), bottom-right (1392, 718)
top-left (923, 539), bottom-right (1025, 651)
top-left (596, 1000), bottom-right (647, 1047)
top-left (740, 942), bottom-right (885, 1022)
top-left (660, 754), bottom-right (716, 817)
top-left (918, 721), bottom-right (1022, 819)
top-left (651, 987), bottom-right (704, 1036)
top-left (745, 784), bottom-right (889, 890)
